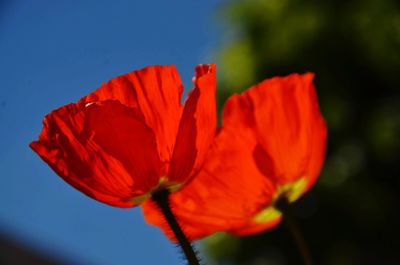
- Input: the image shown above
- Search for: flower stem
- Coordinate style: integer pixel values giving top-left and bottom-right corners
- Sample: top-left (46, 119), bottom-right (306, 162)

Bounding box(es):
top-left (276, 197), bottom-right (313, 265)
top-left (152, 189), bottom-right (201, 265)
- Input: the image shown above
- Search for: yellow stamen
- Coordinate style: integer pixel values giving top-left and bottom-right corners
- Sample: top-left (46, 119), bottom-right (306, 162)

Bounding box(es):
top-left (131, 177), bottom-right (183, 205)
top-left (253, 177), bottom-right (307, 223)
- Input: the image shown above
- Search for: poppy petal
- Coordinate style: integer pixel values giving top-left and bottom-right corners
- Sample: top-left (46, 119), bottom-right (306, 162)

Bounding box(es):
top-left (143, 73), bottom-right (326, 240)
top-left (143, 93), bottom-right (276, 240)
top-left (80, 66), bottom-right (184, 174)
top-left (168, 64), bottom-right (217, 184)
top-left (247, 73), bottom-right (327, 188)
top-left (229, 214), bottom-right (282, 236)
top-left (30, 100), bottom-right (162, 207)
top-left (305, 83), bottom-right (328, 191)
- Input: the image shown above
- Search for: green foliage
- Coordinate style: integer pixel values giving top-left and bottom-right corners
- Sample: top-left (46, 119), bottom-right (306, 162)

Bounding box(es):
top-left (209, 0), bottom-right (400, 264)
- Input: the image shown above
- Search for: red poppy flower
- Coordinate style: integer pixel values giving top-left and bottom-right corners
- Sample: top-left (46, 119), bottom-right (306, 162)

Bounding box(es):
top-left (142, 73), bottom-right (327, 240)
top-left (30, 64), bottom-right (216, 208)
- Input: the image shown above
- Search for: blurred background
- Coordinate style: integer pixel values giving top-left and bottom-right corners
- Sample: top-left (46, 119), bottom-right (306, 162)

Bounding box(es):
top-left (206, 0), bottom-right (400, 265)
top-left (1, 0), bottom-right (399, 264)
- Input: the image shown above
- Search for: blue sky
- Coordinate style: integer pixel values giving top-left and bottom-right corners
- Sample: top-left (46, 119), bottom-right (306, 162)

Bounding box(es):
top-left (0, 1), bottom-right (222, 264)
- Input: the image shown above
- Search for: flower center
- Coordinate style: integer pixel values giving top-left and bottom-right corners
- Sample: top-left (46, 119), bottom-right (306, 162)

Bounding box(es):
top-left (253, 177), bottom-right (308, 223)
top-left (131, 177), bottom-right (182, 205)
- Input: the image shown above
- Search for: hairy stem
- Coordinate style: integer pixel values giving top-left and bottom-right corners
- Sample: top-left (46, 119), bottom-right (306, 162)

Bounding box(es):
top-left (152, 189), bottom-right (201, 265)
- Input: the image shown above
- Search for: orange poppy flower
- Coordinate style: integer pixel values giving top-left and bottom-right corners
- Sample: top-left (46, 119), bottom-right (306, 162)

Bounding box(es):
top-left (30, 64), bottom-right (216, 208)
top-left (142, 73), bottom-right (327, 240)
